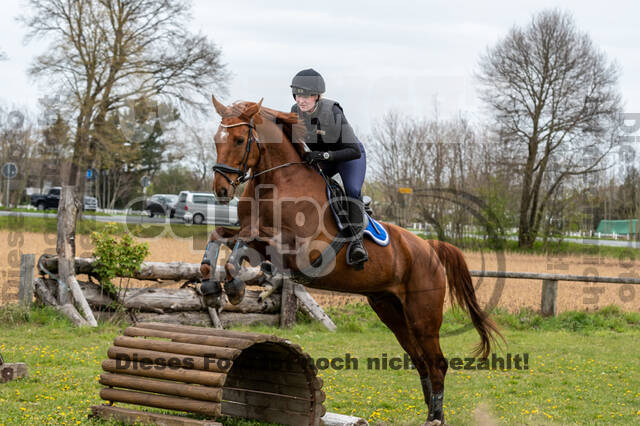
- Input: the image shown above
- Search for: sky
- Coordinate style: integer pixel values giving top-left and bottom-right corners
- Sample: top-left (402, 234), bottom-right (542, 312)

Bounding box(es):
top-left (0, 0), bottom-right (639, 137)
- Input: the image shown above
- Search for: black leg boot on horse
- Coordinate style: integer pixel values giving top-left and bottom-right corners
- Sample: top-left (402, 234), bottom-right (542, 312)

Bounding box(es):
top-left (200, 240), bottom-right (224, 308)
top-left (346, 196), bottom-right (368, 269)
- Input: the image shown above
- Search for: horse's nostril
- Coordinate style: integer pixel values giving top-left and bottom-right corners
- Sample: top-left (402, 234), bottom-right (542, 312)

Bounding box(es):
top-left (220, 187), bottom-right (228, 198)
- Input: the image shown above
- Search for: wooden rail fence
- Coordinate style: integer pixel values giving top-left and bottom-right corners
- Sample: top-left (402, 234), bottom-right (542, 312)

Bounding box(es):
top-left (15, 254), bottom-right (640, 320)
top-left (470, 270), bottom-right (640, 316)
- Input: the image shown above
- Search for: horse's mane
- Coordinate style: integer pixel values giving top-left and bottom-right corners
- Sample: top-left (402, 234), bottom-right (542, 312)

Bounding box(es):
top-left (259, 106), bottom-right (307, 160)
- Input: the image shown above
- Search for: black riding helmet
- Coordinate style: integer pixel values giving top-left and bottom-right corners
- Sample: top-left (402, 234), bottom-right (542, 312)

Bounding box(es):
top-left (291, 68), bottom-right (325, 98)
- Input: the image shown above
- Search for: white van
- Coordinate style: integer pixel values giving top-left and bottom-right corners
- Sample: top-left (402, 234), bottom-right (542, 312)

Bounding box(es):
top-left (173, 191), bottom-right (239, 225)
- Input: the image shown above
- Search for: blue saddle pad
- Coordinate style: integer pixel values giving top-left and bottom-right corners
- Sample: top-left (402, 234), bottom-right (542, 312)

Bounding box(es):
top-left (325, 180), bottom-right (390, 247)
top-left (363, 214), bottom-right (390, 246)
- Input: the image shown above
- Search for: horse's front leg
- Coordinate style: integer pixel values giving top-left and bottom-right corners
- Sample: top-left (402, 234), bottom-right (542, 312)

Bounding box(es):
top-left (199, 226), bottom-right (238, 308)
top-left (223, 239), bottom-right (253, 305)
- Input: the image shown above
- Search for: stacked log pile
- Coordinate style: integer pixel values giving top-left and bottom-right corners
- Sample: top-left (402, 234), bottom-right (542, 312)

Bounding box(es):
top-left (34, 255), bottom-right (336, 330)
top-left (90, 322), bottom-right (327, 425)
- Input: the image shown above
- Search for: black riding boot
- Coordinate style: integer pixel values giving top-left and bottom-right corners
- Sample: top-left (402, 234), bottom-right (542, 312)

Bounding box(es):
top-left (346, 197), bottom-right (368, 268)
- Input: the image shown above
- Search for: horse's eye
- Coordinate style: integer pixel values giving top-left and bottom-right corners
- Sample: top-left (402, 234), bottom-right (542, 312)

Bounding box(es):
top-left (236, 137), bottom-right (244, 145)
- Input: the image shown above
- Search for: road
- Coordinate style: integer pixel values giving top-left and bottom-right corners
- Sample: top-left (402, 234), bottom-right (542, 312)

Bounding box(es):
top-left (4, 210), bottom-right (640, 248)
top-left (0, 210), bottom-right (188, 225)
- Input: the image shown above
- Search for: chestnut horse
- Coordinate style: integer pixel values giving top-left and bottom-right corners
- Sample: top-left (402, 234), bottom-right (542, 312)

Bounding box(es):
top-left (199, 96), bottom-right (502, 425)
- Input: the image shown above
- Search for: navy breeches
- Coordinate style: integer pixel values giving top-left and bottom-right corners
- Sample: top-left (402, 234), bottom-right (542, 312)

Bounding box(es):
top-left (319, 142), bottom-right (366, 200)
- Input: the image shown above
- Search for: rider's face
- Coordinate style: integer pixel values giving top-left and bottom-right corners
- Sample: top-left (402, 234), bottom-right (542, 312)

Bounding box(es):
top-left (296, 94), bottom-right (318, 112)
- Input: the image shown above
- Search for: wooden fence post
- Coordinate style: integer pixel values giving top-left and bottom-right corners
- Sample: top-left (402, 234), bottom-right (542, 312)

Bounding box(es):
top-left (541, 279), bottom-right (558, 317)
top-left (280, 279), bottom-right (297, 328)
top-left (18, 254), bottom-right (35, 307)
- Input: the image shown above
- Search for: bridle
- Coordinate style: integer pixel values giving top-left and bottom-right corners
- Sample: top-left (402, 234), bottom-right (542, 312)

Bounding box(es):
top-left (212, 117), bottom-right (307, 189)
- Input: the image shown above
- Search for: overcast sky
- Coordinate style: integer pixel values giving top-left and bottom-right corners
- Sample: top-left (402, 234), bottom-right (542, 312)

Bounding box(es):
top-left (1, 0), bottom-right (638, 137)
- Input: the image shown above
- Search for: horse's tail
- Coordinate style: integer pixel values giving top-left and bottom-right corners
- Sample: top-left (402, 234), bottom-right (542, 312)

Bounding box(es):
top-left (427, 240), bottom-right (504, 358)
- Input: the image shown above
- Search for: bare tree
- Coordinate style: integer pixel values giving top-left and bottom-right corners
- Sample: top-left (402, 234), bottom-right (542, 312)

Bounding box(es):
top-left (0, 107), bottom-right (39, 206)
top-left (369, 111), bottom-right (431, 227)
top-left (183, 124), bottom-right (216, 190)
top-left (476, 9), bottom-right (622, 248)
top-left (21, 0), bottom-right (228, 325)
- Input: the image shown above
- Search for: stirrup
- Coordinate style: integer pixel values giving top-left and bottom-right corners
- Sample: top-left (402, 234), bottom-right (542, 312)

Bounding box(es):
top-left (346, 240), bottom-right (368, 269)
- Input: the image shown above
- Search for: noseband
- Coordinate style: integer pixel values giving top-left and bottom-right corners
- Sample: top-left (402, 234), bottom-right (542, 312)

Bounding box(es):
top-left (212, 118), bottom-right (307, 189)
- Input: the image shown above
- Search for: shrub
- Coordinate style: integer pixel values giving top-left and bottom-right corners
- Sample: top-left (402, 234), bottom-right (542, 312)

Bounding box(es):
top-left (90, 223), bottom-right (149, 299)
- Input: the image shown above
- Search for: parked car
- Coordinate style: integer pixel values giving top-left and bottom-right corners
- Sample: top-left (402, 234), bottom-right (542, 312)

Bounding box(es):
top-left (145, 194), bottom-right (178, 218)
top-left (173, 191), bottom-right (239, 225)
top-left (30, 187), bottom-right (97, 211)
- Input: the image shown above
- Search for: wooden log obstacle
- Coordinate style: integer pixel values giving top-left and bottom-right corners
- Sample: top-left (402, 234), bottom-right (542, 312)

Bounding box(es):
top-left (91, 322), bottom-right (327, 425)
top-left (0, 352), bottom-right (28, 384)
top-left (33, 255), bottom-right (336, 330)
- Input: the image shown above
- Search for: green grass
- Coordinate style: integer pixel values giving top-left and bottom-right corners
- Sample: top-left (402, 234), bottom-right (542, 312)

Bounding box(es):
top-left (0, 215), bottom-right (221, 242)
top-left (1, 303), bottom-right (639, 425)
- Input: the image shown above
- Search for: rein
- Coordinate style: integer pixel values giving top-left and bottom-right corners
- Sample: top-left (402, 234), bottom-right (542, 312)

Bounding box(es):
top-left (212, 119), bottom-right (307, 188)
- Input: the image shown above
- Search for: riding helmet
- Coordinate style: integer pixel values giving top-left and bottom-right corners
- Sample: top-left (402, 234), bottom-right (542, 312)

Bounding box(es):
top-left (290, 68), bottom-right (326, 97)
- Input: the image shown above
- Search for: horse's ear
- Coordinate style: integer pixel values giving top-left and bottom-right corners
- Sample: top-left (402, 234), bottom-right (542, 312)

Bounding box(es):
top-left (241, 98), bottom-right (263, 119)
top-left (211, 95), bottom-right (232, 117)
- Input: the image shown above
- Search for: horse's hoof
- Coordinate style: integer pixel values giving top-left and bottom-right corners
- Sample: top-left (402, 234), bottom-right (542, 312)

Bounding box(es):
top-left (201, 279), bottom-right (221, 296)
top-left (225, 278), bottom-right (246, 305)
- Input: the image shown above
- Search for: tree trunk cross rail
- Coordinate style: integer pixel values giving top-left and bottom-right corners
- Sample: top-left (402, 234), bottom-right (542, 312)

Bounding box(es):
top-left (34, 255), bottom-right (336, 330)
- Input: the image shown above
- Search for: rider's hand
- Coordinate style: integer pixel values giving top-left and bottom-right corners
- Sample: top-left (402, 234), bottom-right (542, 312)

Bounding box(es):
top-left (303, 151), bottom-right (331, 164)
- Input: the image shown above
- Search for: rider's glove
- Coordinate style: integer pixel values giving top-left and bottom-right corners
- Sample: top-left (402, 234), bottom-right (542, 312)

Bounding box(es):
top-left (303, 151), bottom-right (331, 164)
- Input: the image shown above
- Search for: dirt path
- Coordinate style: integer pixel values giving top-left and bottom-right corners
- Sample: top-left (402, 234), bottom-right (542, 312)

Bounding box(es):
top-left (1, 231), bottom-right (638, 312)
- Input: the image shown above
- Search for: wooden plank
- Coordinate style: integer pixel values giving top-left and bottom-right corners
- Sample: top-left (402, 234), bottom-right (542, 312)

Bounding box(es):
top-left (122, 287), bottom-right (205, 312)
top-left (41, 256), bottom-right (264, 284)
top-left (541, 279), bottom-right (558, 317)
top-left (132, 312), bottom-right (280, 328)
top-left (133, 311), bottom-right (213, 327)
top-left (18, 254), bottom-right (35, 307)
top-left (280, 280), bottom-right (297, 328)
top-left (102, 359), bottom-right (225, 387)
top-left (100, 373), bottom-right (221, 402)
top-left (0, 363), bottom-right (28, 384)
top-left (470, 270), bottom-right (640, 284)
top-left (134, 322), bottom-right (269, 340)
top-left (113, 336), bottom-right (241, 360)
top-left (293, 284), bottom-right (336, 331)
top-left (107, 346), bottom-right (232, 373)
top-left (100, 388), bottom-right (221, 417)
top-left (123, 327), bottom-right (254, 349)
top-left (89, 405), bottom-right (222, 426)
top-left (220, 312), bottom-right (280, 328)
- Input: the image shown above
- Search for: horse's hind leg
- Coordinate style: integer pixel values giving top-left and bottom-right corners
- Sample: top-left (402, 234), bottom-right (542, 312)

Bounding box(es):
top-left (366, 292), bottom-right (426, 371)
top-left (367, 292), bottom-right (439, 422)
top-left (402, 268), bottom-right (449, 425)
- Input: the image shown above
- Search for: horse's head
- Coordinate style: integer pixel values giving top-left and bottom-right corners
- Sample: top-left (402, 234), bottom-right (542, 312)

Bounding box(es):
top-left (211, 95), bottom-right (264, 201)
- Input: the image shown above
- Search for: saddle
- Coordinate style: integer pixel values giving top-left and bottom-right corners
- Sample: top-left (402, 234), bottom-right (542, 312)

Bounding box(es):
top-left (326, 178), bottom-right (389, 247)
top-left (289, 176), bottom-right (389, 283)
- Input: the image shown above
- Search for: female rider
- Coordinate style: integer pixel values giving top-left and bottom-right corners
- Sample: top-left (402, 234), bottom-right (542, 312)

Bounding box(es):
top-left (290, 68), bottom-right (368, 268)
